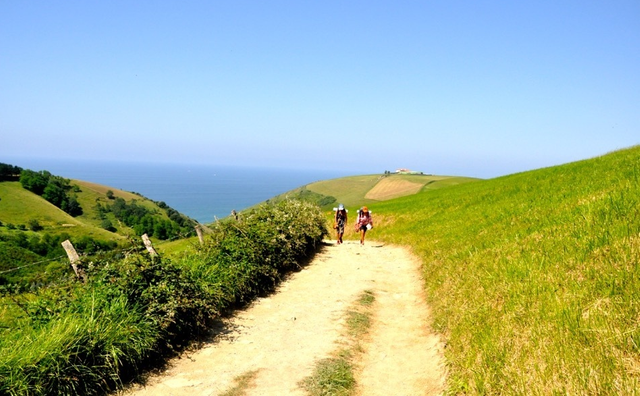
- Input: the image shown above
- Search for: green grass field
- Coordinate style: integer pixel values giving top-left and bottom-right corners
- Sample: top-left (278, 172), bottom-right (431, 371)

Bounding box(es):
top-left (264, 174), bottom-right (478, 233)
top-left (0, 181), bottom-right (119, 241)
top-left (0, 175), bottom-right (200, 290)
top-left (370, 146), bottom-right (640, 394)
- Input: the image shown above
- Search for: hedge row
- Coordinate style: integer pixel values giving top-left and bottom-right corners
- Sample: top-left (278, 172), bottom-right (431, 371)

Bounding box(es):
top-left (0, 199), bottom-right (328, 395)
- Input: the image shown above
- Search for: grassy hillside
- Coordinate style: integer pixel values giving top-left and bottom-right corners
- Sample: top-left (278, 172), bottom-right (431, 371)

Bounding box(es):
top-left (265, 173), bottom-right (477, 215)
top-left (71, 179), bottom-right (174, 239)
top-left (0, 176), bottom-right (197, 287)
top-left (370, 146), bottom-right (640, 394)
top-left (1, 181), bottom-right (128, 241)
top-left (0, 181), bottom-right (117, 240)
top-left (0, 178), bottom-right (196, 241)
top-left (2, 148), bottom-right (637, 394)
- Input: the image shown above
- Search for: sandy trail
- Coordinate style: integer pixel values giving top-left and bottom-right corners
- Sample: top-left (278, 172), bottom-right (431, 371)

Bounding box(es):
top-left (121, 241), bottom-right (445, 396)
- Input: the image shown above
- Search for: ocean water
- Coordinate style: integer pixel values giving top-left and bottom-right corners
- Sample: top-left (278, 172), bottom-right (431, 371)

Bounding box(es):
top-left (5, 158), bottom-right (344, 223)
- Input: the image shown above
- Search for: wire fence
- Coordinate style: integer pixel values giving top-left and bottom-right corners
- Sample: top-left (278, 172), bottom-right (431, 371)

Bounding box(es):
top-left (0, 255), bottom-right (66, 275)
top-left (0, 224), bottom-right (209, 280)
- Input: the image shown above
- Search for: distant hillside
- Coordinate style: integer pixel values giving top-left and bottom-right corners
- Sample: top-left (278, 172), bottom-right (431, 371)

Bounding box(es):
top-left (0, 181), bottom-right (124, 241)
top-left (0, 179), bottom-right (194, 242)
top-left (0, 168), bottom-right (197, 287)
top-left (264, 173), bottom-right (478, 213)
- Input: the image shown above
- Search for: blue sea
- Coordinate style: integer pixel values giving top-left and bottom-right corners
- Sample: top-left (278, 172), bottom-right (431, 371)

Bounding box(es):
top-left (5, 158), bottom-right (345, 224)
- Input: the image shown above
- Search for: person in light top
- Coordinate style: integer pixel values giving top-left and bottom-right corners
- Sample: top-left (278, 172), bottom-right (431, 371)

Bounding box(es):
top-left (355, 206), bottom-right (373, 245)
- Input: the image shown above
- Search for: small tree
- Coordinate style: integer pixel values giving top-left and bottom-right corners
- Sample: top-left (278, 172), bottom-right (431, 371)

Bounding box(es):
top-left (101, 219), bottom-right (116, 232)
top-left (28, 219), bottom-right (44, 231)
top-left (106, 190), bottom-right (115, 200)
top-left (62, 196), bottom-right (83, 217)
top-left (20, 169), bottom-right (50, 195)
top-left (43, 183), bottom-right (66, 207)
top-left (0, 162), bottom-right (22, 181)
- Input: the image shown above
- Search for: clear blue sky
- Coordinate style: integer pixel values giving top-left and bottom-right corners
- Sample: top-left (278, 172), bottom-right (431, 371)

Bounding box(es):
top-left (1, 1), bottom-right (638, 178)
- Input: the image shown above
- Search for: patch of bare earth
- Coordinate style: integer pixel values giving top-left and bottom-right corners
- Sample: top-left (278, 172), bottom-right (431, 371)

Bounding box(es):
top-left (121, 241), bottom-right (446, 396)
top-left (364, 179), bottom-right (424, 201)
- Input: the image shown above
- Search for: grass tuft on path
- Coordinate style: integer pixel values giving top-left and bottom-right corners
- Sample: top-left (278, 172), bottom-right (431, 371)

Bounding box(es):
top-left (219, 370), bottom-right (261, 396)
top-left (301, 290), bottom-right (376, 396)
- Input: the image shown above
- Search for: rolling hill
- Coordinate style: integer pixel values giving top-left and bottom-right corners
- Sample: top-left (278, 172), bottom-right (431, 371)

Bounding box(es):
top-left (0, 174), bottom-right (197, 286)
top-left (265, 173), bottom-right (478, 213)
top-left (0, 179), bottom-right (190, 242)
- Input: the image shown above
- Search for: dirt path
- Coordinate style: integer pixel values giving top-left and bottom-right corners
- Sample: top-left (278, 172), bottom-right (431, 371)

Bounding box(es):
top-left (121, 241), bottom-right (446, 396)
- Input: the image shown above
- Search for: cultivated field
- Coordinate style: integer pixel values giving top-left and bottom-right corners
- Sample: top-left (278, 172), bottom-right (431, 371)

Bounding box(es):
top-left (364, 178), bottom-right (425, 200)
top-left (304, 173), bottom-right (477, 210)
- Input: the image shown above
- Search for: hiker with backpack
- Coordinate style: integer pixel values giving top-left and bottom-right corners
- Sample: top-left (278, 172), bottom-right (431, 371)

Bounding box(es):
top-left (355, 206), bottom-right (373, 245)
top-left (334, 203), bottom-right (348, 244)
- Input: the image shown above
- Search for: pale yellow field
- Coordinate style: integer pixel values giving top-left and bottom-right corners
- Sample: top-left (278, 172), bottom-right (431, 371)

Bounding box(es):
top-left (364, 178), bottom-right (425, 200)
top-left (73, 180), bottom-right (141, 201)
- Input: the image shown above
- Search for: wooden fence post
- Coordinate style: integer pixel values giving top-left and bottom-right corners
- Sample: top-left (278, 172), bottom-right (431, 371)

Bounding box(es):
top-left (141, 233), bottom-right (158, 257)
top-left (61, 239), bottom-right (87, 282)
top-left (195, 225), bottom-right (204, 245)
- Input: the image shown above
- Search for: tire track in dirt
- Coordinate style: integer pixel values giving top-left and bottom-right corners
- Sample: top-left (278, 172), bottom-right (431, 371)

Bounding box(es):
top-left (120, 241), bottom-right (445, 396)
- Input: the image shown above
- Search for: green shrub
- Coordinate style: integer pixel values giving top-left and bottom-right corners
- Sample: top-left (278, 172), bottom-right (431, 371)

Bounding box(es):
top-left (182, 199), bottom-right (327, 305)
top-left (28, 219), bottom-right (43, 231)
top-left (101, 218), bottom-right (116, 232)
top-left (0, 199), bottom-right (327, 395)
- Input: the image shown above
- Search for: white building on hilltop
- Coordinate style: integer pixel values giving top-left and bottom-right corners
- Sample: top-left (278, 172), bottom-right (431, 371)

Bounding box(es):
top-left (395, 168), bottom-right (423, 175)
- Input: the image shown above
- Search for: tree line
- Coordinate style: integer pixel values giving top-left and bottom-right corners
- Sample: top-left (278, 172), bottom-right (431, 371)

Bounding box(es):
top-left (0, 163), bottom-right (22, 181)
top-left (18, 169), bottom-right (83, 216)
top-left (96, 196), bottom-right (195, 240)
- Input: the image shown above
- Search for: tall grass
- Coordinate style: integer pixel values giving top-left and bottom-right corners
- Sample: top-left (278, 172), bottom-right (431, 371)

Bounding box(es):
top-left (0, 292), bottom-right (158, 395)
top-left (373, 146), bottom-right (640, 394)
